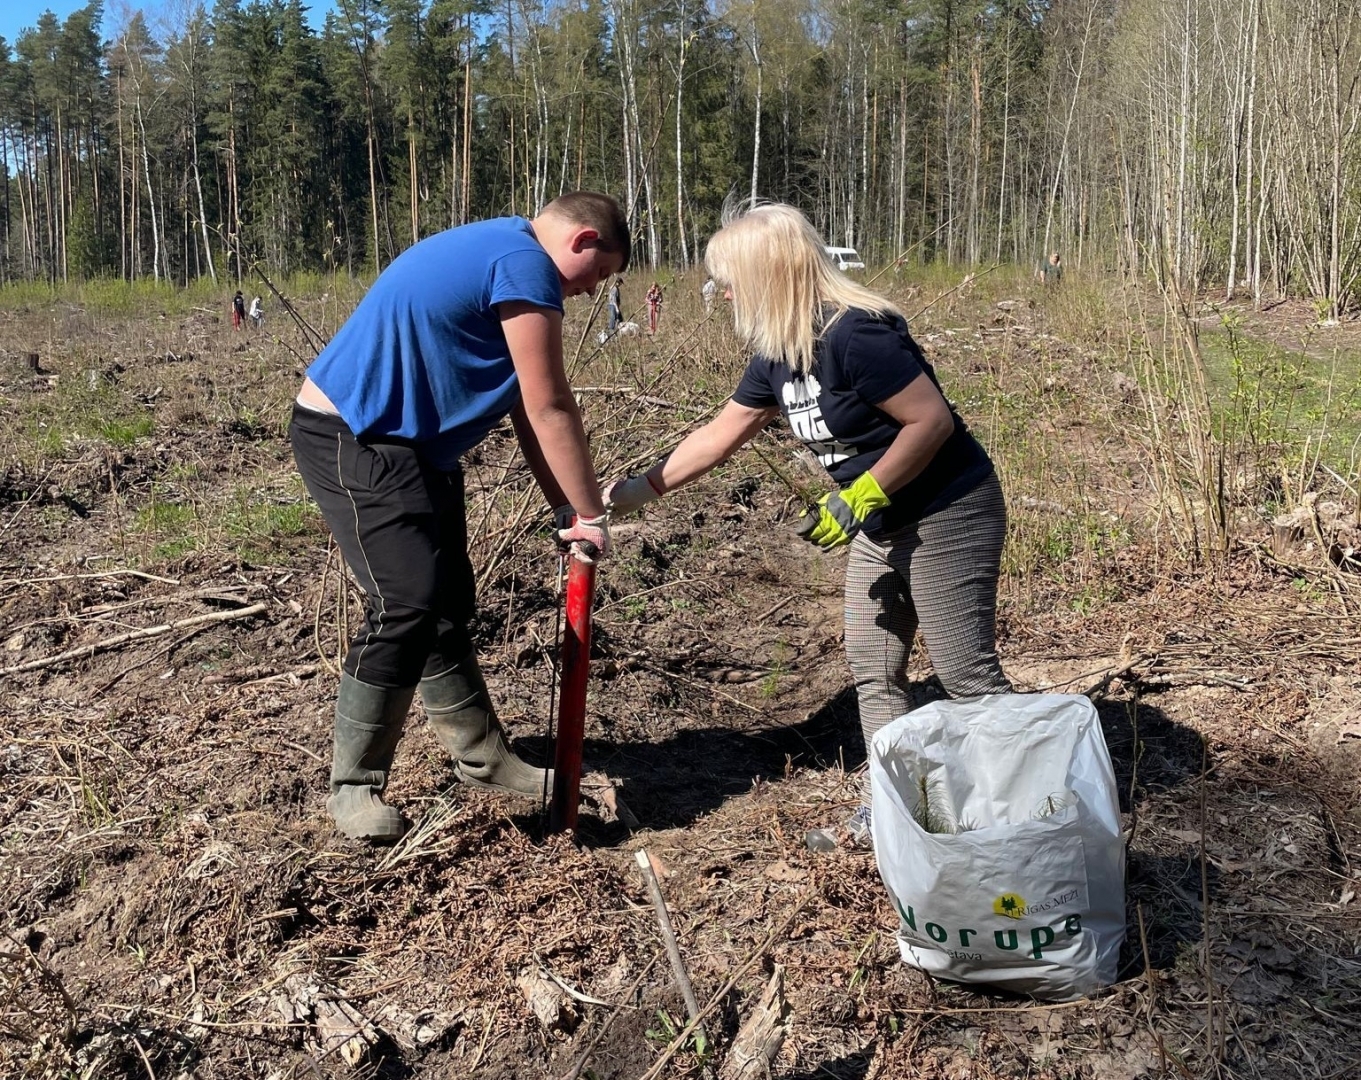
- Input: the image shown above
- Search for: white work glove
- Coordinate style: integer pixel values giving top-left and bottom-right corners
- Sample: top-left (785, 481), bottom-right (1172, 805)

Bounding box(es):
top-left (605, 473), bottom-right (664, 516)
top-left (557, 513), bottom-right (610, 564)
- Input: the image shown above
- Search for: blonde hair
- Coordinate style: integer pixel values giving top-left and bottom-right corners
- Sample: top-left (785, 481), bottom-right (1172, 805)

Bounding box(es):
top-left (703, 202), bottom-right (900, 374)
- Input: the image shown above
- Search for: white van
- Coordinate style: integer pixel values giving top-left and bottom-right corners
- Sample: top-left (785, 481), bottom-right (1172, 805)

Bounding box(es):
top-left (825, 246), bottom-right (865, 271)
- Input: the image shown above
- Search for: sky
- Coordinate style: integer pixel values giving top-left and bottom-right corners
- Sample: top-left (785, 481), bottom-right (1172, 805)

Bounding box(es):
top-left (0, 1), bottom-right (336, 50)
top-left (1, 1), bottom-right (96, 46)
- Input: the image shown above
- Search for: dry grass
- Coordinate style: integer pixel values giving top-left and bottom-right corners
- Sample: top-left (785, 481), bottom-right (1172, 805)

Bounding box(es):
top-left (0, 269), bottom-right (1359, 1078)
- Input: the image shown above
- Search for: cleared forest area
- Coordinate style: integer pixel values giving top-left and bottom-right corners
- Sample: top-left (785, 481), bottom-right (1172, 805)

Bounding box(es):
top-left (1, 268), bottom-right (1359, 1079)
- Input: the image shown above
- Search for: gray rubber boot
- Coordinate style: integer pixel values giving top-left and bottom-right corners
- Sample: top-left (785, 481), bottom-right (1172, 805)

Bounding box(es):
top-left (420, 654), bottom-right (551, 800)
top-left (326, 674), bottom-right (416, 842)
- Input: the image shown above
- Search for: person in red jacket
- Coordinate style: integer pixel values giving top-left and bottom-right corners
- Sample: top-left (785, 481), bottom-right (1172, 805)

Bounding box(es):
top-left (646, 281), bottom-right (663, 334)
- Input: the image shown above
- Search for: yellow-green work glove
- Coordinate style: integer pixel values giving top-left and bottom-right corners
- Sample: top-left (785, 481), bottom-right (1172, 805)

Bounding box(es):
top-left (798, 471), bottom-right (890, 549)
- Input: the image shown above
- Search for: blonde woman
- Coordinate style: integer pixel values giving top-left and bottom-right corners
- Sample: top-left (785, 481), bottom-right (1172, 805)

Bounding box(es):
top-left (605, 203), bottom-right (1011, 843)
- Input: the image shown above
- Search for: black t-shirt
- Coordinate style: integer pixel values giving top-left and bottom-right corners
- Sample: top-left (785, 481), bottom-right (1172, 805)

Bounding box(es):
top-left (732, 308), bottom-right (993, 534)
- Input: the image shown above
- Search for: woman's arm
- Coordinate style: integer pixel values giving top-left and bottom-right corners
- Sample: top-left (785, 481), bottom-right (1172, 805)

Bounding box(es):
top-left (608, 399), bottom-right (777, 515)
top-left (796, 376), bottom-right (955, 549)
top-left (647, 399), bottom-right (779, 494)
top-left (864, 376), bottom-right (955, 495)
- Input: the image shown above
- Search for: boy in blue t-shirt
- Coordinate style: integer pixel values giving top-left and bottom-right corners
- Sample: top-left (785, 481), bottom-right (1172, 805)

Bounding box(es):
top-left (290, 192), bottom-right (630, 842)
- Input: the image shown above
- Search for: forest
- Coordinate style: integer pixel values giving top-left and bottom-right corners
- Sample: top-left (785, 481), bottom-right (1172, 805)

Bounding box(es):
top-left (0, 0), bottom-right (1359, 315)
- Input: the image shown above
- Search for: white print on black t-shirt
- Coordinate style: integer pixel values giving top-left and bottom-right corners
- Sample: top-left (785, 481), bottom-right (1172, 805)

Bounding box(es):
top-left (781, 373), bottom-right (857, 469)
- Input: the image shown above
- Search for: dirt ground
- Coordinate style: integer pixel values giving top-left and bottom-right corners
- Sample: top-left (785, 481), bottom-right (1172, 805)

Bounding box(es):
top-left (1, 278), bottom-right (1359, 1080)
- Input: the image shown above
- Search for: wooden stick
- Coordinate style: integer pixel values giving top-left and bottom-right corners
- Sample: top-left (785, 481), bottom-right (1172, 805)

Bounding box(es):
top-left (0, 463), bottom-right (63, 538)
top-left (755, 596), bottom-right (794, 623)
top-left (637, 887), bottom-right (812, 1080)
top-left (1081, 656), bottom-right (1147, 700)
top-left (0, 569), bottom-right (181, 588)
top-left (0, 603), bottom-right (267, 676)
top-left (636, 849), bottom-right (705, 1040)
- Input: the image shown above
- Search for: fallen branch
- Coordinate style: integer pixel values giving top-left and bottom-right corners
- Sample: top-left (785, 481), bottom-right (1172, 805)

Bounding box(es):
top-left (1082, 656), bottom-right (1149, 700)
top-left (0, 463), bottom-right (64, 539)
top-left (202, 662), bottom-right (320, 688)
top-left (1136, 672), bottom-right (1253, 691)
top-left (719, 966), bottom-right (790, 1080)
top-left (636, 849), bottom-right (705, 1043)
top-left (0, 568), bottom-right (181, 588)
top-left (0, 602), bottom-right (268, 676)
top-left (755, 596), bottom-right (794, 623)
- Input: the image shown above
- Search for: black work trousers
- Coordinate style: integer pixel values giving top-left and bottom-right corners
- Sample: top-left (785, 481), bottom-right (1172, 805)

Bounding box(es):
top-left (290, 405), bottom-right (475, 688)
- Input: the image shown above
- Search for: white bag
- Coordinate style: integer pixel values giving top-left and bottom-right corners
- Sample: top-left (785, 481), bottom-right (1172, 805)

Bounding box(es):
top-left (870, 693), bottom-right (1125, 1001)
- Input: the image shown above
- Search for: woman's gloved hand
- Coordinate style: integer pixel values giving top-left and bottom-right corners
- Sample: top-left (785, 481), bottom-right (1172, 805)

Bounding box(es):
top-left (557, 513), bottom-right (611, 563)
top-left (798, 472), bottom-right (889, 549)
top-left (604, 473), bottom-right (664, 516)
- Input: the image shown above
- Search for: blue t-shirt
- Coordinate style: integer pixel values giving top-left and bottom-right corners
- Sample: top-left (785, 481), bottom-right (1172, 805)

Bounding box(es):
top-left (732, 308), bottom-right (993, 533)
top-left (306, 217), bottom-right (563, 470)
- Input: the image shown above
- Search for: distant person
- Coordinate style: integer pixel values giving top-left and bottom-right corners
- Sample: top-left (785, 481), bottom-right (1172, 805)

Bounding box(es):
top-left (607, 276), bottom-right (622, 333)
top-left (249, 295), bottom-right (264, 329)
top-left (290, 192), bottom-right (629, 842)
top-left (231, 290), bottom-right (246, 330)
top-left (1039, 252), bottom-right (1062, 286)
top-left (702, 276), bottom-right (717, 314)
top-left (646, 281), bottom-right (663, 334)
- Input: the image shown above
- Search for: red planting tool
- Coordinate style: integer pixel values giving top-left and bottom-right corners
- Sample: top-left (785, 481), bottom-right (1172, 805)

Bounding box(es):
top-left (549, 539), bottom-right (598, 833)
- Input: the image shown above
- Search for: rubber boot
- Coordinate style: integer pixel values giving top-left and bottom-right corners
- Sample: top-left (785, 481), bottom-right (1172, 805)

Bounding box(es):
top-left (326, 674), bottom-right (416, 842)
top-left (420, 654), bottom-right (551, 800)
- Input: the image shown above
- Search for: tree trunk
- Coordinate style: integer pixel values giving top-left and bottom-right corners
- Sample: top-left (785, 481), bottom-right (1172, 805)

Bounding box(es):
top-left (0, 123), bottom-right (12, 283)
top-left (409, 104), bottom-right (419, 244)
top-left (673, 4), bottom-right (689, 268)
top-left (505, 0), bottom-right (516, 214)
top-left (748, 22), bottom-right (762, 204)
top-left (996, 21), bottom-right (1011, 264)
top-left (55, 105), bottom-right (67, 281)
top-left (129, 91), bottom-right (140, 278)
top-left (1042, 2), bottom-right (1097, 266)
top-left (227, 97), bottom-right (241, 281)
top-left (1243, 0), bottom-right (1260, 304)
top-left (116, 67), bottom-right (127, 279)
top-left (136, 95), bottom-right (161, 283)
top-left (462, 14), bottom-right (473, 222)
top-left (189, 80), bottom-right (216, 282)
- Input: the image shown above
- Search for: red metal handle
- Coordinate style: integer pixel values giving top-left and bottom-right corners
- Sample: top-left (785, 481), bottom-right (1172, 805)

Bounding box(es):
top-left (549, 551), bottom-right (596, 833)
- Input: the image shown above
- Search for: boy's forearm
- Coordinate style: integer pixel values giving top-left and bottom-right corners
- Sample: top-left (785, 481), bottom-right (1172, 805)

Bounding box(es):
top-left (500, 303), bottom-right (606, 519)
top-left (519, 400), bottom-right (606, 518)
top-left (510, 402), bottom-right (568, 510)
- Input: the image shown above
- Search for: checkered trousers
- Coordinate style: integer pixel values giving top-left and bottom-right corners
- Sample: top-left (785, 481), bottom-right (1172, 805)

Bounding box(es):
top-left (843, 471), bottom-right (1012, 755)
